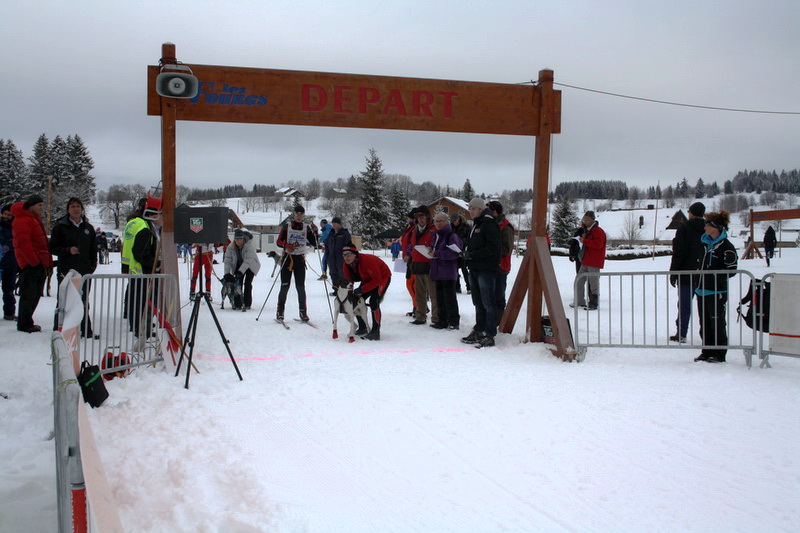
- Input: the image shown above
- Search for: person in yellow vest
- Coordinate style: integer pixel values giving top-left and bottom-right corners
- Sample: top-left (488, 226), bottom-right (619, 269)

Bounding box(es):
top-left (122, 194), bottom-right (162, 340)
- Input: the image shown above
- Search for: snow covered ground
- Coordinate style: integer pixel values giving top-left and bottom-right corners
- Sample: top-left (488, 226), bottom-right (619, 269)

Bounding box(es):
top-left (2, 196), bottom-right (799, 531)
top-left (2, 237), bottom-right (799, 532)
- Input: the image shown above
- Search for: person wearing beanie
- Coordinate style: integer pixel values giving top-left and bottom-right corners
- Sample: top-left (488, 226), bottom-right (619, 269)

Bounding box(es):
top-left (407, 205), bottom-right (438, 325)
top-left (318, 218), bottom-right (334, 281)
top-left (10, 195), bottom-right (52, 333)
top-left (49, 197), bottom-right (98, 336)
top-left (461, 198), bottom-right (501, 347)
top-left (342, 242), bottom-right (392, 340)
top-left (276, 205), bottom-right (318, 322)
top-left (570, 210), bottom-right (606, 311)
top-left (488, 201), bottom-right (514, 326)
top-left (324, 217), bottom-right (351, 290)
top-left (694, 211), bottom-right (737, 363)
top-left (400, 208), bottom-right (418, 316)
top-left (668, 201), bottom-right (706, 342)
top-left (0, 204), bottom-right (18, 321)
top-left (224, 228), bottom-right (261, 310)
top-left (429, 212), bottom-right (462, 330)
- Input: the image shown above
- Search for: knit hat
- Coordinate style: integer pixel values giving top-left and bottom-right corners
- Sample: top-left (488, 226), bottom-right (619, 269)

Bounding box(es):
top-left (583, 210), bottom-right (596, 221)
top-left (468, 197), bottom-right (485, 210)
top-left (320, 219), bottom-right (328, 225)
top-left (23, 194), bottom-right (44, 209)
top-left (342, 242), bottom-right (359, 254)
top-left (294, 205), bottom-right (305, 213)
top-left (415, 205), bottom-right (431, 219)
top-left (407, 208), bottom-right (418, 219)
top-left (487, 200), bottom-right (503, 215)
top-left (689, 202), bottom-right (706, 217)
top-left (1, 204), bottom-right (12, 213)
top-left (331, 216), bottom-right (342, 225)
top-left (234, 229), bottom-right (244, 239)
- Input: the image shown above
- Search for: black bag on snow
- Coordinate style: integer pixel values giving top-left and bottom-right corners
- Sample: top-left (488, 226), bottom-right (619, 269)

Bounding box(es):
top-left (738, 279), bottom-right (771, 332)
top-left (77, 360), bottom-right (109, 408)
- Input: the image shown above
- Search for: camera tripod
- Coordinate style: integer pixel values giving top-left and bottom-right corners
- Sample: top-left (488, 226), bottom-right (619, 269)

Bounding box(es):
top-left (175, 259), bottom-right (243, 389)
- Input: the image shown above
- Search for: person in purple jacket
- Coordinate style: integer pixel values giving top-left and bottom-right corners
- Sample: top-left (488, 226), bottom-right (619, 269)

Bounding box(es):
top-left (429, 212), bottom-right (463, 330)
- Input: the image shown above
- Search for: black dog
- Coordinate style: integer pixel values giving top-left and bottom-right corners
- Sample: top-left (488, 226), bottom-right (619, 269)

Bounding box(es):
top-left (220, 277), bottom-right (244, 310)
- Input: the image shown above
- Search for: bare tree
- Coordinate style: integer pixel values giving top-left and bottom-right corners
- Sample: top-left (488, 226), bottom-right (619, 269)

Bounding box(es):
top-left (618, 212), bottom-right (643, 247)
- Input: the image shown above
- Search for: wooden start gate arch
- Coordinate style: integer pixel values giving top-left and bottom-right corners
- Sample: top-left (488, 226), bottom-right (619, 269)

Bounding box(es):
top-left (147, 43), bottom-right (576, 360)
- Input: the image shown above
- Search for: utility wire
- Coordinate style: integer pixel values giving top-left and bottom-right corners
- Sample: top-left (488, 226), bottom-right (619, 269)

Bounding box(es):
top-left (526, 80), bottom-right (800, 115)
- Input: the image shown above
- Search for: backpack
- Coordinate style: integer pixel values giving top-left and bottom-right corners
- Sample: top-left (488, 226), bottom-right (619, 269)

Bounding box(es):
top-left (737, 279), bottom-right (770, 332)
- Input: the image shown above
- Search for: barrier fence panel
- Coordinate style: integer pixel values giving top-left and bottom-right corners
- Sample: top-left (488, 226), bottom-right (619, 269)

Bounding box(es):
top-left (61, 273), bottom-right (180, 376)
top-left (572, 269), bottom-right (758, 365)
top-left (52, 332), bottom-right (86, 533)
top-left (759, 273), bottom-right (800, 368)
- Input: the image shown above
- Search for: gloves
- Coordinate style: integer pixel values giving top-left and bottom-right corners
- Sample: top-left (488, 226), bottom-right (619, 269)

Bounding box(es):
top-left (353, 286), bottom-right (362, 295)
top-left (284, 243), bottom-right (295, 251)
top-left (568, 256), bottom-right (575, 262)
top-left (235, 271), bottom-right (244, 280)
top-left (224, 273), bottom-right (235, 283)
top-left (669, 275), bottom-right (678, 288)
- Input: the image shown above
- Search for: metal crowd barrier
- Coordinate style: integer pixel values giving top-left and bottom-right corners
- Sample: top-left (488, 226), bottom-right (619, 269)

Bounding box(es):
top-left (52, 332), bottom-right (86, 533)
top-left (758, 273), bottom-right (800, 368)
top-left (64, 273), bottom-right (180, 376)
top-left (572, 269), bottom-right (759, 365)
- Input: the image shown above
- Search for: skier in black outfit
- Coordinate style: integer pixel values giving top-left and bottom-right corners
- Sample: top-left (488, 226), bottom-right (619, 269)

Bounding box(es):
top-left (763, 226), bottom-right (777, 267)
top-left (694, 211), bottom-right (737, 363)
top-left (276, 205), bottom-right (318, 322)
top-left (668, 202), bottom-right (706, 342)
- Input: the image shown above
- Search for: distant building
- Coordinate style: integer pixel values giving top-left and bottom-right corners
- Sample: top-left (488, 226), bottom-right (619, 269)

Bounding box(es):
top-left (275, 187), bottom-right (305, 199)
top-left (666, 210), bottom-right (687, 230)
top-left (426, 196), bottom-right (470, 220)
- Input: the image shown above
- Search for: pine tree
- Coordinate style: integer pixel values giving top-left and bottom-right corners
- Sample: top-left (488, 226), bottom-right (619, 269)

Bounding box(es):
top-left (694, 178), bottom-right (705, 199)
top-left (389, 184), bottom-right (411, 232)
top-left (462, 179), bottom-right (475, 201)
top-left (352, 149), bottom-right (389, 249)
top-left (550, 196), bottom-right (580, 248)
top-left (0, 139), bottom-right (28, 205)
top-left (27, 134), bottom-right (51, 196)
top-left (67, 134), bottom-right (96, 202)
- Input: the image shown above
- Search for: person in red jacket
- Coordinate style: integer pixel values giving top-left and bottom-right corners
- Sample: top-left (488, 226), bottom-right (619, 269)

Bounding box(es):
top-left (571, 210), bottom-right (606, 310)
top-left (11, 195), bottom-right (54, 333)
top-left (343, 242), bottom-right (391, 340)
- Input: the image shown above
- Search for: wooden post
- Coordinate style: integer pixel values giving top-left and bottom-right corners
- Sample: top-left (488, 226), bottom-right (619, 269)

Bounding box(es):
top-left (159, 43), bottom-right (182, 338)
top-left (500, 69), bottom-right (575, 360)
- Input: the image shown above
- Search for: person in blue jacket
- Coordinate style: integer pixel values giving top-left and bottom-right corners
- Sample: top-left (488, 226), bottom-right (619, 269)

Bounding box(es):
top-left (318, 218), bottom-right (333, 280)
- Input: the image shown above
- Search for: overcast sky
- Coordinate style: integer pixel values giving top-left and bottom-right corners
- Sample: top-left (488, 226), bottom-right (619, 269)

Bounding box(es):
top-left (2, 0), bottom-right (798, 196)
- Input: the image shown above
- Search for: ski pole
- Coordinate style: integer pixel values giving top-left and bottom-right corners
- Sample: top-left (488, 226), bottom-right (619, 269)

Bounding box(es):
top-left (315, 245), bottom-right (335, 327)
top-left (256, 252), bottom-right (288, 321)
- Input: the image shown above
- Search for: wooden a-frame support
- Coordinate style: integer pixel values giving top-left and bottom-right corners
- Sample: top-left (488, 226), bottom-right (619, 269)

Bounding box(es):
top-left (154, 44), bottom-right (576, 361)
top-left (499, 70), bottom-right (576, 361)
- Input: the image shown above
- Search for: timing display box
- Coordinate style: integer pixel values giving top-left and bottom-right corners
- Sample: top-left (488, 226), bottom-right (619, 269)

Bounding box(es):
top-left (174, 205), bottom-right (229, 245)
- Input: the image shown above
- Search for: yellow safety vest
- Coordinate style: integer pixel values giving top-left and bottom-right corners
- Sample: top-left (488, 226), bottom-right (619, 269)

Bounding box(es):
top-left (122, 218), bottom-right (148, 274)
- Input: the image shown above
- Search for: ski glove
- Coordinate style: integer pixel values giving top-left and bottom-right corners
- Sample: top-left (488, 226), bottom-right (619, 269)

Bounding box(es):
top-left (669, 275), bottom-right (678, 288)
top-left (284, 243), bottom-right (295, 251)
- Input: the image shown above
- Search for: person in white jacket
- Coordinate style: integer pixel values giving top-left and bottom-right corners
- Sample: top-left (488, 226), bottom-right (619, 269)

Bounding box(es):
top-left (223, 228), bottom-right (261, 310)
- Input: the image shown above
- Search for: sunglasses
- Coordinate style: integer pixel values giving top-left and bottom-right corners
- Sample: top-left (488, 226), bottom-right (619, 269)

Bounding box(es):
top-left (342, 252), bottom-right (354, 257)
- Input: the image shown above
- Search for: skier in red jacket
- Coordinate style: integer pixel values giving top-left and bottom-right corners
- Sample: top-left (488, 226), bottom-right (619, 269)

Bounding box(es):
top-left (343, 243), bottom-right (391, 340)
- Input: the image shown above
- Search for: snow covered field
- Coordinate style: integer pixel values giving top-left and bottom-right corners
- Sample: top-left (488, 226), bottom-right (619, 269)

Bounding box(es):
top-left (2, 230), bottom-right (799, 531)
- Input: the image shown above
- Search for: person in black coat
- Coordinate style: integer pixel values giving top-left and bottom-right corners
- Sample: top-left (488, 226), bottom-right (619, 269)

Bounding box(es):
top-left (462, 198), bottom-right (501, 347)
top-left (0, 204), bottom-right (18, 320)
top-left (668, 202), bottom-right (706, 342)
top-left (324, 217), bottom-right (351, 288)
top-left (567, 224), bottom-right (587, 274)
top-left (694, 211), bottom-right (738, 363)
top-left (763, 226), bottom-right (777, 267)
top-left (49, 197), bottom-right (98, 335)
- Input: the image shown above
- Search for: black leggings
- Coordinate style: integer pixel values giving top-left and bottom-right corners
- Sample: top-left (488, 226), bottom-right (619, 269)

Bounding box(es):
top-left (277, 255), bottom-right (307, 312)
